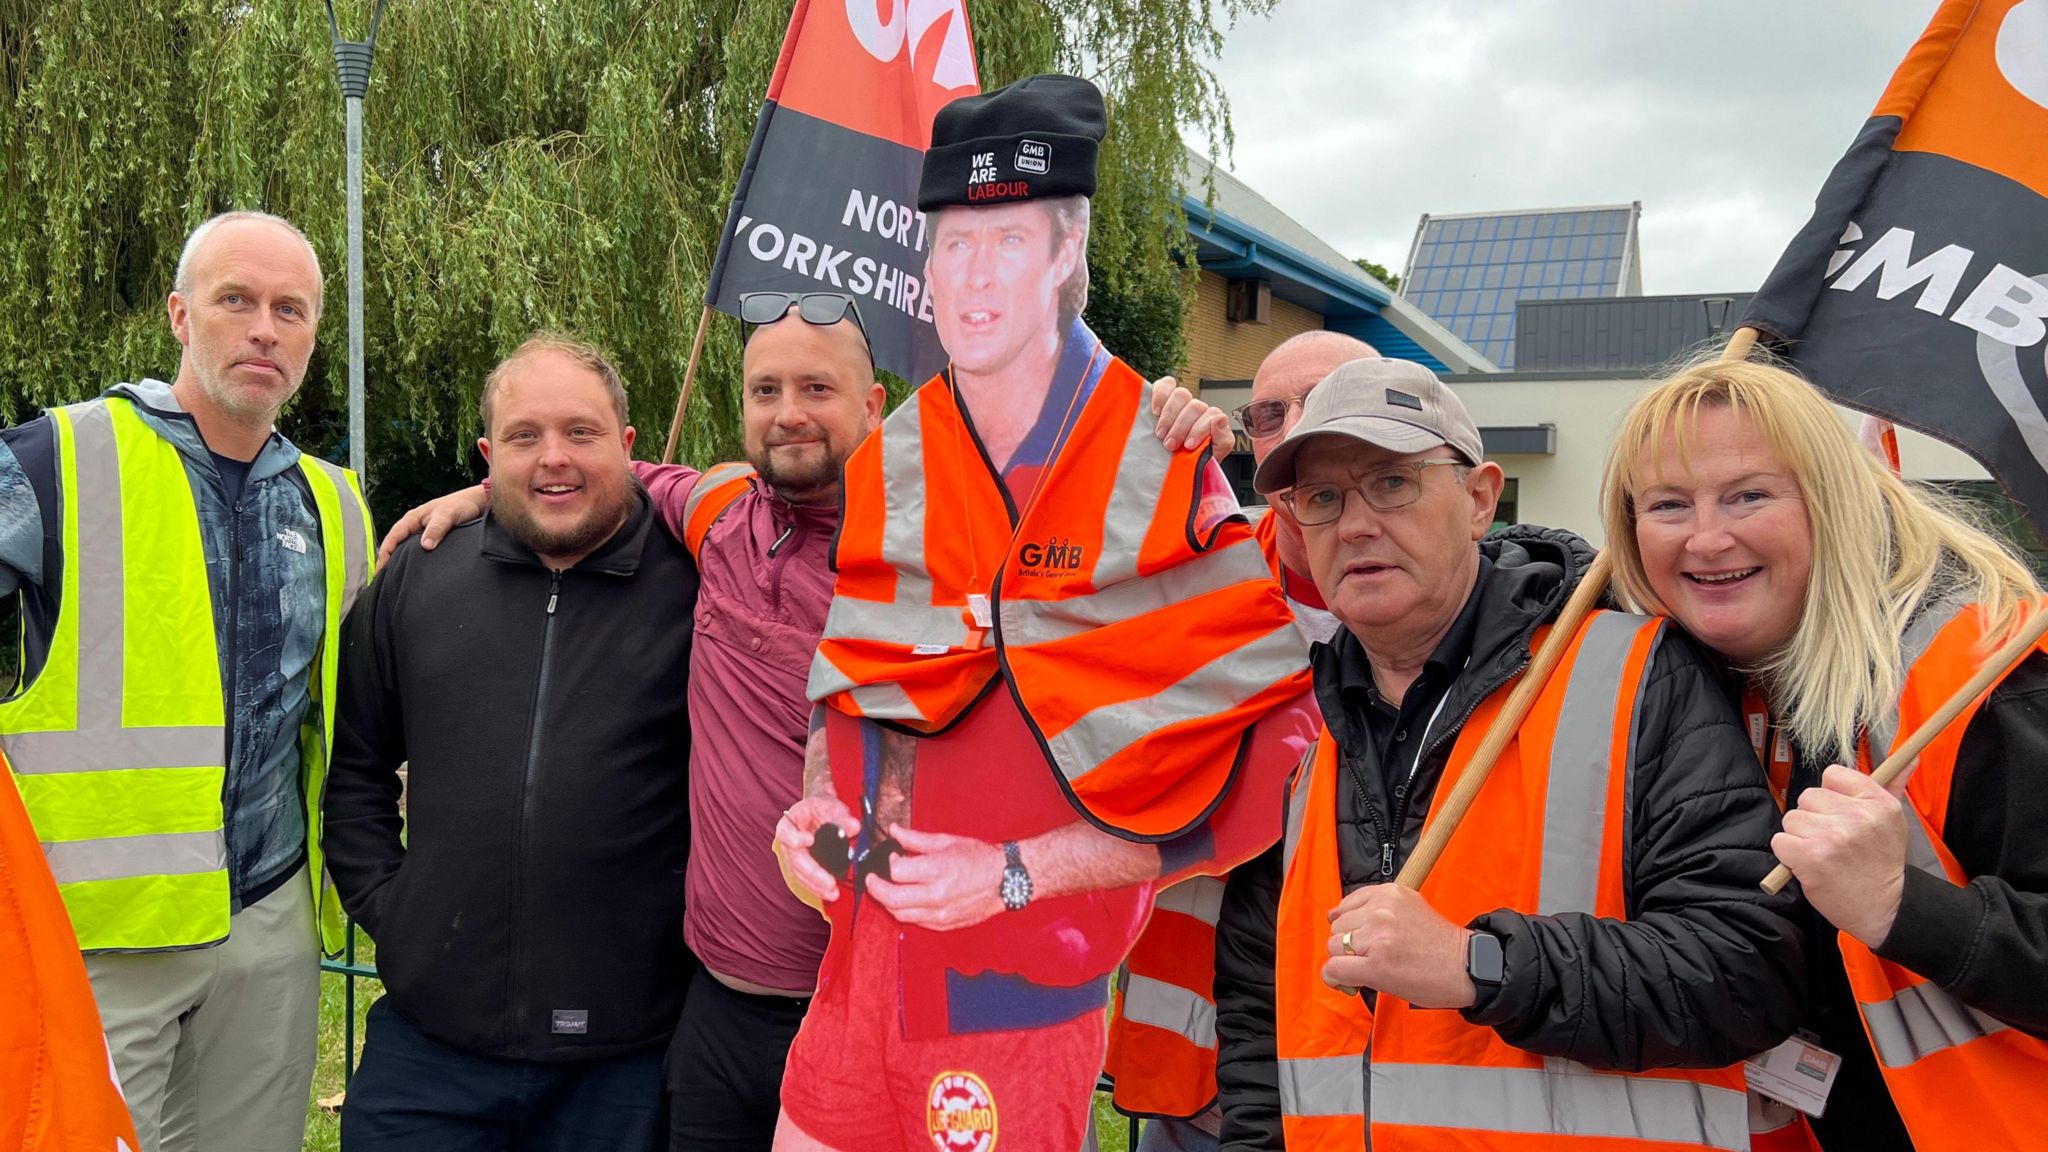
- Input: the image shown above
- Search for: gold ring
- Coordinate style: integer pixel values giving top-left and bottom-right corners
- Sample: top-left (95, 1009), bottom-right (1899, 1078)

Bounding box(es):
top-left (1340, 929), bottom-right (1357, 956)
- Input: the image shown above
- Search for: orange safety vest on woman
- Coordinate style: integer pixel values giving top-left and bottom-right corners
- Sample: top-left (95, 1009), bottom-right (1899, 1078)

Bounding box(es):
top-left (0, 746), bottom-right (140, 1151)
top-left (1275, 610), bottom-right (1752, 1151)
top-left (1835, 598), bottom-right (2048, 1152)
top-left (807, 356), bottom-right (1311, 839)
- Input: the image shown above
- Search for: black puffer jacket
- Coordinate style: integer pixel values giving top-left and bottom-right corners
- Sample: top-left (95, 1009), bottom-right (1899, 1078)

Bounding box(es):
top-left (1213, 527), bottom-right (1807, 1150)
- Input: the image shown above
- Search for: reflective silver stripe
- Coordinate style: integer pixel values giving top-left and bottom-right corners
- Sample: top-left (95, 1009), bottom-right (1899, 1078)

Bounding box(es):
top-left (43, 829), bottom-right (226, 884)
top-left (1278, 1054), bottom-right (1366, 1118)
top-left (847, 679), bottom-right (919, 719)
top-left (879, 397), bottom-right (936, 605)
top-left (680, 461), bottom-right (755, 532)
top-left (301, 454), bottom-right (371, 614)
top-left (805, 649), bottom-right (858, 703)
top-left (1089, 379), bottom-right (1178, 590)
top-left (1120, 973), bottom-right (1217, 1049)
top-left (1153, 876), bottom-right (1225, 925)
top-left (1867, 597), bottom-right (1968, 761)
top-left (817, 596), bottom-right (972, 650)
top-left (805, 650), bottom-right (923, 719)
top-left (1903, 811), bottom-right (1946, 878)
top-left (1861, 980), bottom-right (2010, 1068)
top-left (0, 402), bottom-right (225, 774)
top-left (1281, 743), bottom-right (1315, 875)
top-left (4, 726), bottom-right (226, 774)
top-left (1044, 620), bottom-right (1307, 785)
top-left (1007, 537), bottom-right (1266, 632)
top-left (1537, 611), bottom-right (1647, 916)
top-left (1370, 1062), bottom-right (1748, 1150)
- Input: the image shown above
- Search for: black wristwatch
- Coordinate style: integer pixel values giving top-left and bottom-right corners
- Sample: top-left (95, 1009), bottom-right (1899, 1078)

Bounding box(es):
top-left (999, 840), bottom-right (1034, 911)
top-left (1466, 930), bottom-right (1504, 986)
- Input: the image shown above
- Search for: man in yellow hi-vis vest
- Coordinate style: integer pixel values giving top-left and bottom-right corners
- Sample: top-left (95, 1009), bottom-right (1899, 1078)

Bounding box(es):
top-left (0, 211), bottom-right (374, 1152)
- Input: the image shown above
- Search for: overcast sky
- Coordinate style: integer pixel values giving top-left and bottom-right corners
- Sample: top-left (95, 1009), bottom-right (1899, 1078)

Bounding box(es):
top-left (1197, 0), bottom-right (1938, 295)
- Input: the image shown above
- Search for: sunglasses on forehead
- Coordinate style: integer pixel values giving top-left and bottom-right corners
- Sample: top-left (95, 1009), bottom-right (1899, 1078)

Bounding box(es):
top-left (738, 292), bottom-right (871, 346)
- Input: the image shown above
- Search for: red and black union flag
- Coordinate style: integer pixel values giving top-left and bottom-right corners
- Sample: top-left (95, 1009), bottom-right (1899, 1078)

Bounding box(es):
top-left (1744, 0), bottom-right (2048, 530)
top-left (705, 0), bottom-right (979, 384)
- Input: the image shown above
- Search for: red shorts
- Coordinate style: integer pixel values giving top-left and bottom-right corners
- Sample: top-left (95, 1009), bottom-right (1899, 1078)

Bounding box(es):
top-left (779, 902), bottom-right (1107, 1152)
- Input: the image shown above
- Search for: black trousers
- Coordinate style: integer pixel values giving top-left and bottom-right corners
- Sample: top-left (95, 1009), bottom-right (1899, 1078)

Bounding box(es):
top-left (343, 998), bottom-right (666, 1152)
top-left (665, 967), bottom-right (811, 1152)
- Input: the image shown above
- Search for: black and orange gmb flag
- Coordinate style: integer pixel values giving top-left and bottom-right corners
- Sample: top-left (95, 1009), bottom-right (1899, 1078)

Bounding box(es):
top-left (0, 747), bottom-right (138, 1151)
top-left (1745, 0), bottom-right (2048, 531)
top-left (705, 0), bottom-right (979, 384)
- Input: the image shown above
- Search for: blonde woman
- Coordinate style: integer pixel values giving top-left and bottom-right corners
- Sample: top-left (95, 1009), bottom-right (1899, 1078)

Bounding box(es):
top-left (1601, 358), bottom-right (2048, 1152)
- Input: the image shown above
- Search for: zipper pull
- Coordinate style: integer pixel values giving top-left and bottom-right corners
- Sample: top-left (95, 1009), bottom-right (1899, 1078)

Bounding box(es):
top-left (546, 572), bottom-right (561, 616)
top-left (1380, 842), bottom-right (1395, 877)
top-left (768, 524), bottom-right (795, 558)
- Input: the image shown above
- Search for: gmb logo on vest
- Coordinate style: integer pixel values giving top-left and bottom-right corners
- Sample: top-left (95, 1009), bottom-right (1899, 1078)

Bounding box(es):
top-left (1017, 537), bottom-right (1085, 575)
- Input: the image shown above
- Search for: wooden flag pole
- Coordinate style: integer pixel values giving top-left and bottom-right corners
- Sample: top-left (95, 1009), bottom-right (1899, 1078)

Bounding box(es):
top-left (1392, 550), bottom-right (1612, 889)
top-left (1389, 326), bottom-right (1762, 891)
top-left (1760, 603), bottom-right (2048, 895)
top-left (662, 304), bottom-right (716, 465)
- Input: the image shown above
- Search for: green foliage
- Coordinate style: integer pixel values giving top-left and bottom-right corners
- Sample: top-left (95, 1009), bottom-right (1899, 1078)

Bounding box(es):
top-left (1, 0), bottom-right (1268, 527)
top-left (1354, 256), bottom-right (1401, 292)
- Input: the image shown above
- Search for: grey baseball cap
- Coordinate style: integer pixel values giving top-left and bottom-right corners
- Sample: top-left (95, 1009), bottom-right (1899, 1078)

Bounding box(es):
top-left (1252, 358), bottom-right (1484, 494)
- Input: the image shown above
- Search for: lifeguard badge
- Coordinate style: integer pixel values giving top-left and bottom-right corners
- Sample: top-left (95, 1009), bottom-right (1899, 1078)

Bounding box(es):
top-left (926, 1070), bottom-right (999, 1152)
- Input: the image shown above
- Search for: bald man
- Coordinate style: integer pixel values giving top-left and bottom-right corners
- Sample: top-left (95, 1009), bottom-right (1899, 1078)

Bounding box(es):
top-left (0, 211), bottom-right (375, 1151)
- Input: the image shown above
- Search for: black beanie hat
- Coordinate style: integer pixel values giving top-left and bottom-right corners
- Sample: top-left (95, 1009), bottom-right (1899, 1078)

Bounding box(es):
top-left (917, 74), bottom-right (1106, 212)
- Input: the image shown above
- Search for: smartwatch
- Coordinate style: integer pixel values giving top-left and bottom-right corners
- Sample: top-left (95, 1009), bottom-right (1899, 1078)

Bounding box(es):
top-left (1466, 930), bottom-right (1504, 986)
top-left (999, 840), bottom-right (1034, 911)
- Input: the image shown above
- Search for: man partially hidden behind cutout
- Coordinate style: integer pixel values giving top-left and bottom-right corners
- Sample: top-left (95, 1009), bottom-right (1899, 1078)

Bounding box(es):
top-left (771, 74), bottom-right (1319, 1152)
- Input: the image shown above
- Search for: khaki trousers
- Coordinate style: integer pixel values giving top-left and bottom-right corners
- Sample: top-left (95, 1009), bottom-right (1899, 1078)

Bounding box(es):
top-left (84, 865), bottom-right (320, 1152)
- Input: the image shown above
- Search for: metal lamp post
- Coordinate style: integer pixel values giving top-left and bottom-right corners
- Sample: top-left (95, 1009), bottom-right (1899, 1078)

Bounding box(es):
top-left (325, 0), bottom-right (388, 479)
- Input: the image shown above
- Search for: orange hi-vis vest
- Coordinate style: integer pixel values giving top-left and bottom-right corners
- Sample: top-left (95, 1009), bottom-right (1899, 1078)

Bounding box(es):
top-left (807, 357), bottom-right (1312, 839)
top-left (678, 461), bottom-right (756, 559)
top-left (1104, 873), bottom-right (1226, 1119)
top-left (0, 745), bottom-right (140, 1151)
top-left (1275, 610), bottom-right (1752, 1151)
top-left (1837, 597), bottom-right (2048, 1152)
top-left (1102, 507), bottom-right (1290, 1120)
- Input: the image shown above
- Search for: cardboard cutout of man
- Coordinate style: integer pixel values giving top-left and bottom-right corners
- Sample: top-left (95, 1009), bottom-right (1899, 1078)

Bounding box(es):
top-left (771, 75), bottom-right (1319, 1152)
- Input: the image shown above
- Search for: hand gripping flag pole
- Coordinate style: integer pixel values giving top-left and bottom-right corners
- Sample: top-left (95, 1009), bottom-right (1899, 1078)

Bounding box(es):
top-left (1734, 0), bottom-right (2048, 893)
top-left (1324, 331), bottom-right (1763, 994)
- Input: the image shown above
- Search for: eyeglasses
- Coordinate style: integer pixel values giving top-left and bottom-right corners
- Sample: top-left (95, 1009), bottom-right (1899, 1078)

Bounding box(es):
top-left (1233, 396), bottom-right (1306, 438)
top-left (739, 292), bottom-right (871, 345)
top-left (1279, 460), bottom-right (1468, 526)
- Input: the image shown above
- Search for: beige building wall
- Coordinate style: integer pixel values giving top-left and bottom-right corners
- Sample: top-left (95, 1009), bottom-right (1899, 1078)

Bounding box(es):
top-left (1447, 376), bottom-right (1993, 548)
top-left (1181, 270), bottom-right (1323, 387)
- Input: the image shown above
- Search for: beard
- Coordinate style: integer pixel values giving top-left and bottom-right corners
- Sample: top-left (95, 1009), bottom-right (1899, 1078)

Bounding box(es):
top-left (491, 479), bottom-right (637, 563)
top-left (753, 439), bottom-right (850, 503)
top-left (193, 360), bottom-right (296, 425)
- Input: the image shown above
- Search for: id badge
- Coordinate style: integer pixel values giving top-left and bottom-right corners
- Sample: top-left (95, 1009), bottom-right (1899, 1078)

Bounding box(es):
top-left (1743, 1032), bottom-right (1841, 1117)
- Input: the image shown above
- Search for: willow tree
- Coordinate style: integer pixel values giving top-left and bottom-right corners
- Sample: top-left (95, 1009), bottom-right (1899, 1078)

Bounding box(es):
top-left (0, 0), bottom-right (1270, 526)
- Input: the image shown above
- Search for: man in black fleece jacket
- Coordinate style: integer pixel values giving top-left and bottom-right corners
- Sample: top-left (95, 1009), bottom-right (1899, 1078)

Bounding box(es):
top-left (324, 336), bottom-right (697, 1152)
top-left (1212, 359), bottom-right (1807, 1150)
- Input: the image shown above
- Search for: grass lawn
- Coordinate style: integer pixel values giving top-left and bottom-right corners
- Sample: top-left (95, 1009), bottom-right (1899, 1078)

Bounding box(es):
top-left (300, 934), bottom-right (1137, 1152)
top-left (305, 931), bottom-right (380, 1152)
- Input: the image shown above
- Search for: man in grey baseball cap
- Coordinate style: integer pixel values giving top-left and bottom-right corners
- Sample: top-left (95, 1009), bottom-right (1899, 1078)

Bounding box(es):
top-left (1208, 358), bottom-right (1804, 1147)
